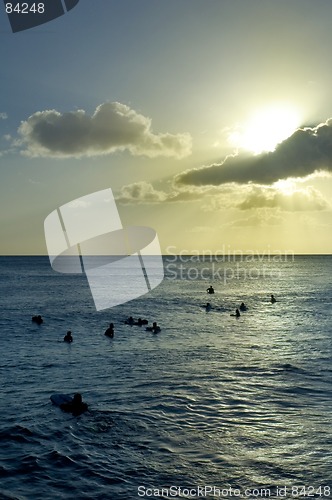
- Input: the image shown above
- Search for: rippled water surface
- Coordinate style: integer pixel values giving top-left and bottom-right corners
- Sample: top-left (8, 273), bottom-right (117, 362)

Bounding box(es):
top-left (0, 256), bottom-right (331, 499)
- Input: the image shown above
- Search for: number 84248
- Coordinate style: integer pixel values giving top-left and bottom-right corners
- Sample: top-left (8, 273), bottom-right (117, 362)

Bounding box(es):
top-left (5, 3), bottom-right (45, 14)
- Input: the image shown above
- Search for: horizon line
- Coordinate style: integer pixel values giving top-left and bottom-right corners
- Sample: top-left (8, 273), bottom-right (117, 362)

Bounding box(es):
top-left (0, 253), bottom-right (332, 257)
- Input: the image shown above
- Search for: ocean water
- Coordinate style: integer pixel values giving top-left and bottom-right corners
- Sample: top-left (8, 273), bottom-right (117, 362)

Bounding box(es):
top-left (0, 255), bottom-right (331, 500)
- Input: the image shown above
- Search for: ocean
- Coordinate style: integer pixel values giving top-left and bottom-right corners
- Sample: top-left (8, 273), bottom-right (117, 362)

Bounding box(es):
top-left (0, 255), bottom-right (331, 500)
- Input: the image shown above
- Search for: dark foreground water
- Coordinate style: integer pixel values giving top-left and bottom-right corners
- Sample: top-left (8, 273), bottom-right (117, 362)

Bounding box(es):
top-left (0, 256), bottom-right (331, 499)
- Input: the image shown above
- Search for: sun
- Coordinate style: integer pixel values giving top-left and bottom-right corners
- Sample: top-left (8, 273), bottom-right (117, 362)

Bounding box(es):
top-left (273, 179), bottom-right (297, 195)
top-left (228, 104), bottom-right (301, 155)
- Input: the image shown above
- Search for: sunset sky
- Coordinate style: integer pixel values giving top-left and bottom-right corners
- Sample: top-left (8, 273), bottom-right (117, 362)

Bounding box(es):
top-left (1, 0), bottom-right (332, 255)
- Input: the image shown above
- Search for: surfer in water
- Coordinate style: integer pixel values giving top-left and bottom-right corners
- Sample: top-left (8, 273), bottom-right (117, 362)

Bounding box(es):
top-left (32, 315), bottom-right (43, 325)
top-left (239, 302), bottom-right (247, 311)
top-left (64, 331), bottom-right (73, 343)
top-left (133, 318), bottom-right (148, 326)
top-left (104, 323), bottom-right (114, 338)
top-left (207, 285), bottom-right (215, 294)
top-left (231, 309), bottom-right (241, 317)
top-left (270, 294), bottom-right (277, 304)
top-left (146, 322), bottom-right (161, 334)
top-left (60, 393), bottom-right (88, 416)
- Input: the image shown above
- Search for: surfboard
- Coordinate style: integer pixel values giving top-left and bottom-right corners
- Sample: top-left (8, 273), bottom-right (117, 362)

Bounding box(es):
top-left (50, 393), bottom-right (72, 407)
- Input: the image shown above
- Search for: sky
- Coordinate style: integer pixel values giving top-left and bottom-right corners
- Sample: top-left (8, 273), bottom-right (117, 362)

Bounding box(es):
top-left (1, 0), bottom-right (332, 255)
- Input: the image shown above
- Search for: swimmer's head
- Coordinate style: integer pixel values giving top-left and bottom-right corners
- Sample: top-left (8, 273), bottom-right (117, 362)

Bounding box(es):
top-left (73, 393), bottom-right (82, 404)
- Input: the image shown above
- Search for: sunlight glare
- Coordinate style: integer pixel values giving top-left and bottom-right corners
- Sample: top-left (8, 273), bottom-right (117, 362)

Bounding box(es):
top-left (229, 104), bottom-right (301, 155)
top-left (273, 179), bottom-right (297, 195)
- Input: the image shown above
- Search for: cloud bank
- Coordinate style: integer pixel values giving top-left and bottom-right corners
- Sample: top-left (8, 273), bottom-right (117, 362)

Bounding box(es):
top-left (117, 180), bottom-right (329, 212)
top-left (176, 119), bottom-right (332, 186)
top-left (117, 182), bottom-right (228, 205)
top-left (18, 102), bottom-right (192, 159)
top-left (237, 185), bottom-right (329, 211)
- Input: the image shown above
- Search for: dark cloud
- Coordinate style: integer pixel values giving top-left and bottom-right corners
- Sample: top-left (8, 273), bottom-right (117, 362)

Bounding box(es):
top-left (18, 102), bottom-right (192, 159)
top-left (176, 119), bottom-right (332, 186)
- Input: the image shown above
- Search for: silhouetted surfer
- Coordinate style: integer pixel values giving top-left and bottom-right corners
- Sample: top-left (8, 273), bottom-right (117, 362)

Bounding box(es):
top-left (104, 323), bottom-right (114, 338)
top-left (146, 322), bottom-right (161, 333)
top-left (32, 315), bottom-right (43, 325)
top-left (60, 393), bottom-right (88, 416)
top-left (207, 285), bottom-right (215, 294)
top-left (64, 331), bottom-right (73, 343)
top-left (230, 309), bottom-right (241, 317)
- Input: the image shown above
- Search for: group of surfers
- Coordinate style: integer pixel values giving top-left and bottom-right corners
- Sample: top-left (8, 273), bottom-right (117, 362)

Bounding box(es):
top-left (31, 316), bottom-right (88, 415)
top-left (204, 286), bottom-right (277, 317)
top-left (124, 316), bottom-right (161, 333)
top-left (63, 320), bottom-right (161, 340)
top-left (32, 314), bottom-right (161, 342)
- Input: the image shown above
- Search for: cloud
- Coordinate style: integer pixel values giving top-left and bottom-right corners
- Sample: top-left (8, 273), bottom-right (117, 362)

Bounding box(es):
top-left (0, 133), bottom-right (15, 157)
top-left (0, 113), bottom-right (8, 120)
top-left (175, 119), bottom-right (332, 186)
top-left (225, 212), bottom-right (284, 227)
top-left (116, 181), bottom-right (235, 205)
top-left (237, 185), bottom-right (329, 211)
top-left (180, 182), bottom-right (329, 212)
top-left (116, 181), bottom-right (167, 204)
top-left (116, 179), bottom-right (329, 212)
top-left (17, 102), bottom-right (192, 159)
